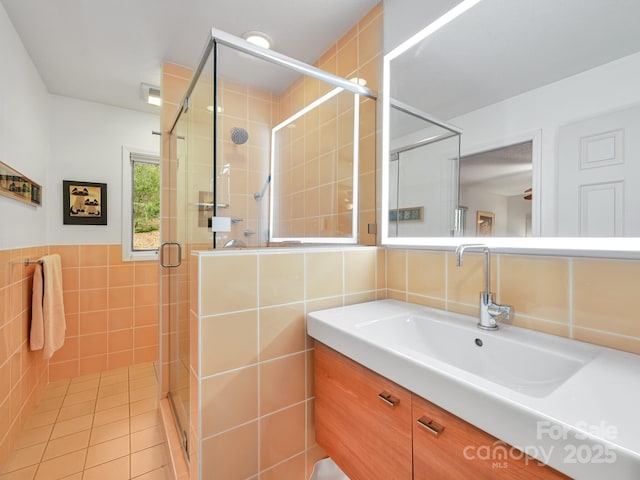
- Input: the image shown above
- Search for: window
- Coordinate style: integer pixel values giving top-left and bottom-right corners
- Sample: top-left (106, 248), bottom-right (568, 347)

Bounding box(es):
top-left (122, 147), bottom-right (160, 261)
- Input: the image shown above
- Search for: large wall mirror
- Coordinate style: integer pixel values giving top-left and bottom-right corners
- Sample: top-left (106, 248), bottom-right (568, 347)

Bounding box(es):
top-left (382, 0), bottom-right (640, 256)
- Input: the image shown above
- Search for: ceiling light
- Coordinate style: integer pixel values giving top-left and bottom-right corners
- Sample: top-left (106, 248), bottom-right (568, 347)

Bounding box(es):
top-left (147, 90), bottom-right (161, 106)
top-left (141, 83), bottom-right (161, 107)
top-left (242, 31), bottom-right (272, 49)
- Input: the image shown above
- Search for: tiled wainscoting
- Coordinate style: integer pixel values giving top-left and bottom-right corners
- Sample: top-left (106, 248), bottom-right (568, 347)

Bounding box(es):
top-left (190, 246), bottom-right (386, 479)
top-left (48, 245), bottom-right (160, 381)
top-left (0, 247), bottom-right (49, 470)
top-left (386, 249), bottom-right (640, 355)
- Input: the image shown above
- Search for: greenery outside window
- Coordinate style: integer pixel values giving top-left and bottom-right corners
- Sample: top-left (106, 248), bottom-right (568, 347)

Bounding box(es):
top-left (122, 147), bottom-right (160, 261)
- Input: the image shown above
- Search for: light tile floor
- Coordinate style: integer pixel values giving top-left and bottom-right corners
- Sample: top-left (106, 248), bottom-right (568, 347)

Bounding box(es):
top-left (0, 363), bottom-right (172, 480)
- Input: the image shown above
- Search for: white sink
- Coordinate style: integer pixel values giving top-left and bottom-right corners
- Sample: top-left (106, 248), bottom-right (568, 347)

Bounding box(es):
top-left (355, 309), bottom-right (599, 397)
top-left (307, 299), bottom-right (640, 480)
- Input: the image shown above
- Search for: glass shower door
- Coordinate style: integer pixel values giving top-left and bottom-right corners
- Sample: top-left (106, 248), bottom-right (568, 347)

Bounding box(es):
top-left (163, 112), bottom-right (191, 459)
top-left (163, 51), bottom-right (215, 461)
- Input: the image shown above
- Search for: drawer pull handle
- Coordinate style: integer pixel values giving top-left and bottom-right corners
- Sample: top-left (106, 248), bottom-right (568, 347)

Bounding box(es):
top-left (417, 416), bottom-right (444, 437)
top-left (377, 391), bottom-right (400, 407)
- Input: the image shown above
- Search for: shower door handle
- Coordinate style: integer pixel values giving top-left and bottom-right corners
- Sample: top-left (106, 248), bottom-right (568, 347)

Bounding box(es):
top-left (160, 242), bottom-right (182, 268)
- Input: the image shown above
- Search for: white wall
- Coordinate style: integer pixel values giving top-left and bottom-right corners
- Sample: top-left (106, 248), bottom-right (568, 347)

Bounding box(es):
top-left (47, 96), bottom-right (159, 245)
top-left (506, 195), bottom-right (530, 237)
top-left (0, 3), bottom-right (50, 250)
top-left (460, 185), bottom-right (507, 236)
top-left (389, 131), bottom-right (459, 237)
top-left (0, 1), bottom-right (160, 250)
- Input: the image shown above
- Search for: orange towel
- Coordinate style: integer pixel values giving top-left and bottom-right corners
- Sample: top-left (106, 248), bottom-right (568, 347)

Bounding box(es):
top-left (31, 263), bottom-right (44, 350)
top-left (30, 254), bottom-right (66, 359)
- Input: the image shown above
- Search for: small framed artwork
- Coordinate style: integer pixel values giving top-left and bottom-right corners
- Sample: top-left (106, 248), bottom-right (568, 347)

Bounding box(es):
top-left (0, 161), bottom-right (42, 207)
top-left (63, 180), bottom-right (107, 225)
top-left (476, 210), bottom-right (494, 237)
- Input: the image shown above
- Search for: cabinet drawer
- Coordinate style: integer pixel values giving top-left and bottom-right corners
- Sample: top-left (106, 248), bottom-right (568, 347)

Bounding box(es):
top-left (315, 343), bottom-right (413, 480)
top-left (412, 395), bottom-right (569, 480)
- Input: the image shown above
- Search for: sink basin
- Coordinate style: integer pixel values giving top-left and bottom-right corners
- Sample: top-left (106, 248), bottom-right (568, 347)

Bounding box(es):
top-left (354, 309), bottom-right (599, 397)
top-left (307, 299), bottom-right (640, 479)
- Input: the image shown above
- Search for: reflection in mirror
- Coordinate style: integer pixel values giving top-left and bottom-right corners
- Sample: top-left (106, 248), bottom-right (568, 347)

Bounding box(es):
top-left (384, 0), bottom-right (640, 244)
top-left (270, 86), bottom-right (360, 242)
top-left (389, 101), bottom-right (460, 237)
top-left (459, 141), bottom-right (532, 237)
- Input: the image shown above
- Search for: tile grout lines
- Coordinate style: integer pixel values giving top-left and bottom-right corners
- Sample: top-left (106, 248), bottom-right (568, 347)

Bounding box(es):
top-left (0, 362), bottom-right (170, 480)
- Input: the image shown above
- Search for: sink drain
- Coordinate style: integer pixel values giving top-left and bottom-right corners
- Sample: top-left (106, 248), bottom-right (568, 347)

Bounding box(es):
top-left (475, 338), bottom-right (483, 347)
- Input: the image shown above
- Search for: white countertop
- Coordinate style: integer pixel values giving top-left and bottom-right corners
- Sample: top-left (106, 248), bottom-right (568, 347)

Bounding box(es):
top-left (307, 299), bottom-right (640, 479)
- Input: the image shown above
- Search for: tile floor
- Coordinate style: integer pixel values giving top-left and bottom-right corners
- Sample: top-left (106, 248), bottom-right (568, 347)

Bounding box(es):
top-left (0, 363), bottom-right (172, 480)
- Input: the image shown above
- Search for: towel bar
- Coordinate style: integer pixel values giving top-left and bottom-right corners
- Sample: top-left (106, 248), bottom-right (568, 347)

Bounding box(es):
top-left (24, 259), bottom-right (43, 266)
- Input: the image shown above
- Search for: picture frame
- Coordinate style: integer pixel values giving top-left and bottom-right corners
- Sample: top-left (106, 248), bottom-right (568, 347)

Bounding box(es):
top-left (389, 206), bottom-right (424, 222)
top-left (63, 180), bottom-right (107, 225)
top-left (0, 161), bottom-right (42, 207)
top-left (476, 210), bottom-right (494, 237)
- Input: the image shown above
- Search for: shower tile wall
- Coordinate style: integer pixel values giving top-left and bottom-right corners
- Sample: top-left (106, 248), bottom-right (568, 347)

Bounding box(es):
top-left (216, 79), bottom-right (277, 248)
top-left (0, 247), bottom-right (49, 468)
top-left (161, 2), bottom-right (382, 252)
top-left (193, 246), bottom-right (386, 479)
top-left (386, 249), bottom-right (640, 355)
top-left (275, 3), bottom-right (382, 244)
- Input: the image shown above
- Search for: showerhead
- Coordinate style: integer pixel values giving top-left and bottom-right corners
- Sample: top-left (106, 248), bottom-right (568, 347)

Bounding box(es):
top-left (230, 127), bottom-right (249, 145)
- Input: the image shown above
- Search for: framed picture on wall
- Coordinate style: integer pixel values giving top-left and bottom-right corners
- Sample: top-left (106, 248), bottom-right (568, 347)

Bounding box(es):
top-left (63, 180), bottom-right (107, 225)
top-left (0, 161), bottom-right (42, 207)
top-left (476, 210), bottom-right (494, 237)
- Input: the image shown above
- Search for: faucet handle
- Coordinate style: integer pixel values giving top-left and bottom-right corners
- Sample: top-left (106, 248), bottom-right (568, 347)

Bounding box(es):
top-left (488, 303), bottom-right (513, 323)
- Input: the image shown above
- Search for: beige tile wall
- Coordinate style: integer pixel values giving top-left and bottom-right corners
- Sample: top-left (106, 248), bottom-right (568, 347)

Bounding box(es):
top-left (216, 79), bottom-right (276, 248)
top-left (194, 246), bottom-right (385, 479)
top-left (275, 3), bottom-right (382, 244)
top-left (386, 249), bottom-right (640, 355)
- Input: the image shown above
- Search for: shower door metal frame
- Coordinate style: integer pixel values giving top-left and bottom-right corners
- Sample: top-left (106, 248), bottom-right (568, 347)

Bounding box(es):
top-left (169, 28), bottom-right (377, 135)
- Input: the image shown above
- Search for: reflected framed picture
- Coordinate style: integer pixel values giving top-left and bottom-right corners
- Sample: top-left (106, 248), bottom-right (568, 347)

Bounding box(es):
top-left (476, 210), bottom-right (494, 237)
top-left (389, 206), bottom-right (424, 222)
top-left (63, 180), bottom-right (107, 225)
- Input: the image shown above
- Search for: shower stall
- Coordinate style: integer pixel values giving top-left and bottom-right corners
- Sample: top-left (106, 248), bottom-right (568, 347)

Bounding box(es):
top-left (160, 28), bottom-right (376, 463)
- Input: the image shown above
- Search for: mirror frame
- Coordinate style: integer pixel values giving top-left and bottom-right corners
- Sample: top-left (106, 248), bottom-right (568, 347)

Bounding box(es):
top-left (381, 0), bottom-right (640, 258)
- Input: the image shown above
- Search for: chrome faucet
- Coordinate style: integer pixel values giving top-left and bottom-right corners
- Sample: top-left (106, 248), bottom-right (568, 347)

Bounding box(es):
top-left (455, 244), bottom-right (513, 330)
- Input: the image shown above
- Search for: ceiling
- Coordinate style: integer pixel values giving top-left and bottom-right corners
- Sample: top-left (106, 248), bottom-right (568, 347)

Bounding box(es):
top-left (1, 0), bottom-right (380, 114)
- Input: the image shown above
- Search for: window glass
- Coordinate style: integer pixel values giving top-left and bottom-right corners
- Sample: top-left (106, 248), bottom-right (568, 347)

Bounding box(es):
top-left (132, 160), bottom-right (160, 251)
top-left (121, 148), bottom-right (160, 261)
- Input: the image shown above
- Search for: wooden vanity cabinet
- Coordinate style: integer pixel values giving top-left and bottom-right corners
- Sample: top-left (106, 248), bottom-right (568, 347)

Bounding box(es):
top-left (315, 343), bottom-right (569, 480)
top-left (315, 343), bottom-right (413, 480)
top-left (412, 395), bottom-right (569, 479)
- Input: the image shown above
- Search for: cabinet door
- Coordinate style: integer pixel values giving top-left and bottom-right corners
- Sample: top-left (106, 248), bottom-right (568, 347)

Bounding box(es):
top-left (315, 343), bottom-right (413, 480)
top-left (412, 395), bottom-right (570, 480)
